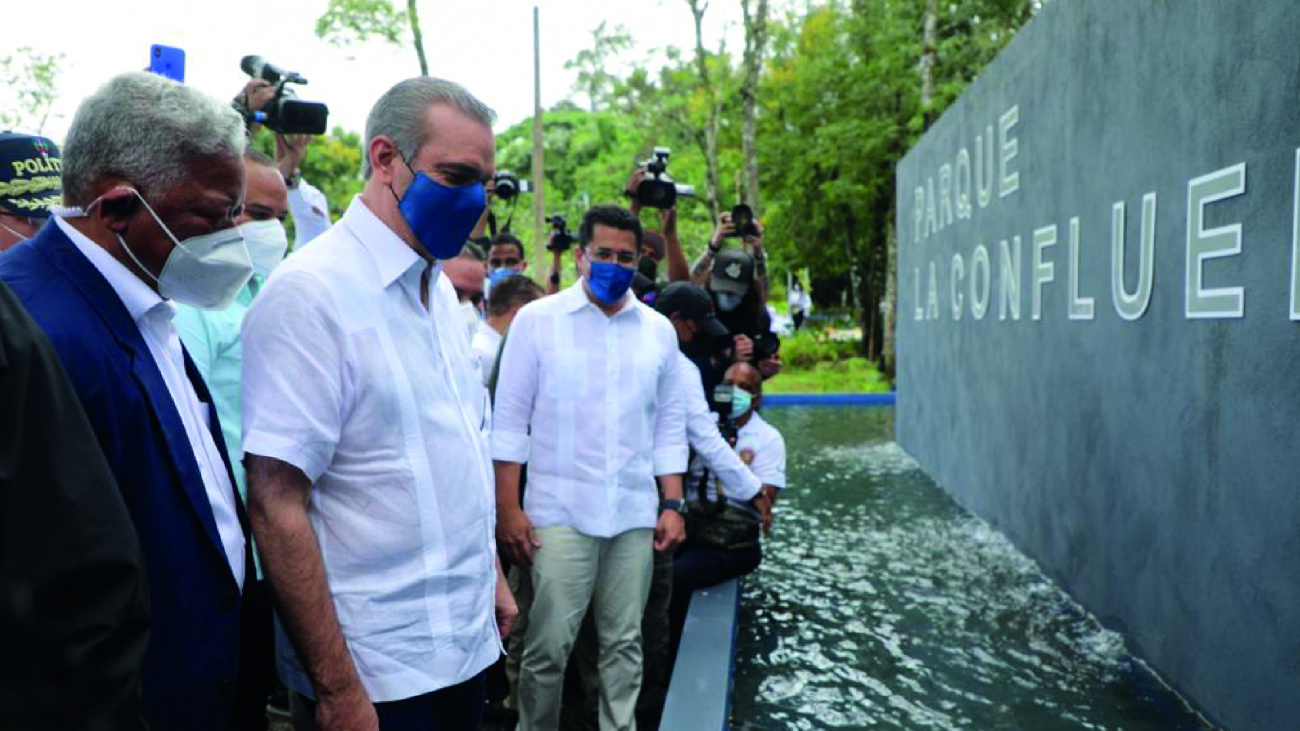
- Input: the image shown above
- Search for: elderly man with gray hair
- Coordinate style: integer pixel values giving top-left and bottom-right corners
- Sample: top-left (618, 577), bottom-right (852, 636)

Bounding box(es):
top-left (242, 76), bottom-right (515, 731)
top-left (0, 72), bottom-right (259, 730)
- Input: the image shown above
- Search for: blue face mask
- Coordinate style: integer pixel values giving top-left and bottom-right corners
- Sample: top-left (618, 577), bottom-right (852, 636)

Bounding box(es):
top-left (586, 260), bottom-right (636, 305)
top-left (488, 267), bottom-right (514, 290)
top-left (393, 160), bottom-right (486, 260)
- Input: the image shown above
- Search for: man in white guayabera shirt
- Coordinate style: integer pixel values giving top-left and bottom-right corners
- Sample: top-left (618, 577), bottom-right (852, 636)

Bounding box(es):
top-left (241, 76), bottom-right (516, 731)
top-left (492, 203), bottom-right (688, 731)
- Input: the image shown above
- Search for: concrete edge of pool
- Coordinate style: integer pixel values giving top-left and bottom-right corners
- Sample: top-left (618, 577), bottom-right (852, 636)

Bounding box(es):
top-left (661, 578), bottom-right (742, 731)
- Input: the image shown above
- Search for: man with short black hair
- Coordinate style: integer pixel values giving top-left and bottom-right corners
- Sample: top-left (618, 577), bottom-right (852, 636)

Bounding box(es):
top-left (488, 231), bottom-right (527, 275)
top-left (493, 203), bottom-right (687, 731)
top-left (474, 272), bottom-right (543, 385)
top-left (0, 132), bottom-right (61, 250)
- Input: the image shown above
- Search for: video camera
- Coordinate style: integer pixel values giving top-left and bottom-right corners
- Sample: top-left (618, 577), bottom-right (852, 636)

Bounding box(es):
top-left (727, 203), bottom-right (760, 238)
top-left (492, 171), bottom-right (533, 201)
top-left (634, 147), bottom-right (695, 210)
top-left (752, 331), bottom-right (781, 361)
top-left (546, 214), bottom-right (577, 252)
top-left (712, 384), bottom-right (743, 442)
top-left (236, 55), bottom-right (329, 135)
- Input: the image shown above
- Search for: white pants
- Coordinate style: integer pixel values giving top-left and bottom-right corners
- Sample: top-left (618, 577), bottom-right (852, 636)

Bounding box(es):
top-left (519, 526), bottom-right (654, 731)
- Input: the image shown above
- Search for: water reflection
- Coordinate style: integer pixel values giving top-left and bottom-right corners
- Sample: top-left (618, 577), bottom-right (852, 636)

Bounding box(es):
top-left (731, 407), bottom-right (1212, 730)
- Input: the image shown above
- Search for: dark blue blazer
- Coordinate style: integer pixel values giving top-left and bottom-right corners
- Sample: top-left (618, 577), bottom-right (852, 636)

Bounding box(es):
top-left (0, 222), bottom-right (253, 731)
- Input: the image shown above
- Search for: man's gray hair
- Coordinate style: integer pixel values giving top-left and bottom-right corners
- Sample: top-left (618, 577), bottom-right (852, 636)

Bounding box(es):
top-left (62, 72), bottom-right (247, 205)
top-left (363, 77), bottom-right (495, 179)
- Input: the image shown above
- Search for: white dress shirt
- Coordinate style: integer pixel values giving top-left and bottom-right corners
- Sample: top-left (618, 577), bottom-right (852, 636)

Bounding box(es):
top-left (687, 409), bottom-right (786, 518)
top-left (675, 353), bottom-right (762, 501)
top-left (241, 197), bottom-right (500, 702)
top-left (492, 281), bottom-right (688, 538)
top-left (56, 216), bottom-right (246, 589)
top-left (287, 178), bottom-right (332, 248)
top-left (471, 323), bottom-right (503, 387)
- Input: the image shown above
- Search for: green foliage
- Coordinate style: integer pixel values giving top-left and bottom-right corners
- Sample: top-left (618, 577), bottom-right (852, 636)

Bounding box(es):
top-left (0, 48), bottom-right (65, 135)
top-left (489, 107), bottom-right (719, 262)
top-left (315, 0), bottom-right (408, 47)
top-left (564, 21), bottom-right (634, 112)
top-left (250, 126), bottom-right (363, 243)
top-left (779, 326), bottom-right (860, 369)
top-left (766, 357), bottom-right (890, 395)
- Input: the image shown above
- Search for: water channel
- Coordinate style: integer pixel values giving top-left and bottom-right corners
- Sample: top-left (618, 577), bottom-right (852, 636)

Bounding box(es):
top-left (729, 406), bottom-right (1213, 730)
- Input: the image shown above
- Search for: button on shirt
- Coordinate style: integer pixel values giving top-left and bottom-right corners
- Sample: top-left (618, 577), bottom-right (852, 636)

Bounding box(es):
top-left (687, 409), bottom-right (786, 518)
top-left (675, 353), bottom-right (762, 502)
top-left (56, 216), bottom-right (246, 589)
top-left (240, 197), bottom-right (499, 702)
top-left (492, 281), bottom-right (688, 538)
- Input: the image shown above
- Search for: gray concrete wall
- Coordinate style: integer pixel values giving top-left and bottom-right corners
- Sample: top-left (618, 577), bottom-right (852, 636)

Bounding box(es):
top-left (895, 3), bottom-right (1300, 729)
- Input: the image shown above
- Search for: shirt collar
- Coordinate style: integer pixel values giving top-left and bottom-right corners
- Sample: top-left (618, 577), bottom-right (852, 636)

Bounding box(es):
top-left (558, 279), bottom-right (640, 319)
top-left (341, 196), bottom-right (427, 288)
top-left (55, 216), bottom-right (170, 324)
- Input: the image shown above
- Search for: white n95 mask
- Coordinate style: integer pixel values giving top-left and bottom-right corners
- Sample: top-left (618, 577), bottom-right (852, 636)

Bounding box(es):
top-left (240, 219), bottom-right (289, 278)
top-left (109, 188), bottom-right (254, 310)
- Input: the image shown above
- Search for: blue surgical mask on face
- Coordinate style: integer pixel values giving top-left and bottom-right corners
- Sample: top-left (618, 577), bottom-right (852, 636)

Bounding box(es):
top-left (392, 158), bottom-right (486, 260)
top-left (586, 260), bottom-right (636, 305)
top-left (488, 267), bottom-right (514, 290)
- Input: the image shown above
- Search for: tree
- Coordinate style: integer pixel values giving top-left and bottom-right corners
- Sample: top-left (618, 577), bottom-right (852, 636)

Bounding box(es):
top-left (0, 48), bottom-right (65, 136)
top-left (563, 22), bottom-right (633, 112)
top-left (685, 0), bottom-right (724, 222)
top-left (739, 0), bottom-right (770, 214)
top-left (315, 0), bottom-right (428, 75)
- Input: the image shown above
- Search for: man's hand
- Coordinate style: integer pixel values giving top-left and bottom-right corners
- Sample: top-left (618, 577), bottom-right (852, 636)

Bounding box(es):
top-left (711, 212), bottom-right (736, 250)
top-left (497, 507), bottom-right (540, 567)
top-left (236, 80), bottom-right (277, 135)
top-left (625, 168), bottom-right (646, 215)
top-left (316, 685), bottom-right (378, 731)
top-left (495, 560), bottom-right (518, 639)
top-left (743, 220), bottom-right (764, 257)
top-left (276, 133), bottom-right (311, 183)
top-left (653, 509), bottom-right (686, 554)
top-left (733, 334), bottom-right (754, 363)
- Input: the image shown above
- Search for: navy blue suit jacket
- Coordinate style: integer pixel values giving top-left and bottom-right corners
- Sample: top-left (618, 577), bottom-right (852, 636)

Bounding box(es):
top-left (0, 222), bottom-right (253, 731)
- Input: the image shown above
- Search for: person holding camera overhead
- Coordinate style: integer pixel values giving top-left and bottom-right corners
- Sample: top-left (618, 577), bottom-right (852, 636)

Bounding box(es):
top-left (492, 204), bottom-right (688, 731)
top-left (242, 76), bottom-right (515, 731)
top-left (235, 72), bottom-right (332, 248)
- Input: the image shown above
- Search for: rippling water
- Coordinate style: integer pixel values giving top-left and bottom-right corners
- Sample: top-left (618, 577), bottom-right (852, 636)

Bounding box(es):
top-left (730, 407), bottom-right (1212, 731)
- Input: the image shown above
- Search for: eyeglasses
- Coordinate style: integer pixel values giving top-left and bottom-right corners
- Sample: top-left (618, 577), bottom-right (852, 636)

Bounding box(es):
top-left (587, 248), bottom-right (638, 265)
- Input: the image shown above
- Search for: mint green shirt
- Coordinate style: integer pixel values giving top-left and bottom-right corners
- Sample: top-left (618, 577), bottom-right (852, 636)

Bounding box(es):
top-left (174, 277), bottom-right (262, 575)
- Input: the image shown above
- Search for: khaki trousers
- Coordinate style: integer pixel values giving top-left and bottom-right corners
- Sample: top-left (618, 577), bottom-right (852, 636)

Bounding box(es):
top-left (519, 526), bottom-right (654, 731)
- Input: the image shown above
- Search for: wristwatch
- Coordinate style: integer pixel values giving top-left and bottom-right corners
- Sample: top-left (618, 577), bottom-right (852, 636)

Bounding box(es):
top-left (660, 499), bottom-right (688, 516)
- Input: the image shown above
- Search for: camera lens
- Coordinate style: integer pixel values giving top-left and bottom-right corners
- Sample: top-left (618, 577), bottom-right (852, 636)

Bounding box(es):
top-left (153, 48), bottom-right (162, 57)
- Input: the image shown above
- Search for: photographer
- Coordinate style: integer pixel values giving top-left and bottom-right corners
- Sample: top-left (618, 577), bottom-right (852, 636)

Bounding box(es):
top-left (235, 79), bottom-right (331, 247)
top-left (542, 214), bottom-right (577, 295)
top-left (670, 361), bottom-right (786, 644)
top-left (625, 167), bottom-right (690, 285)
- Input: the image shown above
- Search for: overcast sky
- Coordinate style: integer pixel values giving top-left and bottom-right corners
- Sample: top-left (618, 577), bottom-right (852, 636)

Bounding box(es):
top-left (8, 0), bottom-right (753, 143)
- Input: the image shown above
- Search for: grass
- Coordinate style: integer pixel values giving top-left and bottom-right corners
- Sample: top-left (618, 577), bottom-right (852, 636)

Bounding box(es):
top-left (766, 356), bottom-right (891, 394)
